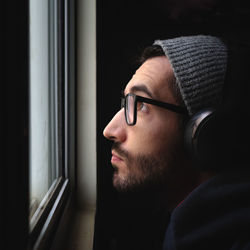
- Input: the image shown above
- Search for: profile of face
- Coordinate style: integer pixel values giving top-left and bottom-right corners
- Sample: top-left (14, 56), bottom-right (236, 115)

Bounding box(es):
top-left (103, 56), bottom-right (193, 196)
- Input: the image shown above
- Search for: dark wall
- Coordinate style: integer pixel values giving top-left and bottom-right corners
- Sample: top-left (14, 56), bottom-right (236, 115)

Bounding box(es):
top-left (95, 1), bottom-right (250, 250)
top-left (1, 1), bottom-right (29, 249)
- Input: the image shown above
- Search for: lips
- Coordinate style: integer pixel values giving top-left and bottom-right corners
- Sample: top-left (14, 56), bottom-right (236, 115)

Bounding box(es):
top-left (111, 151), bottom-right (123, 163)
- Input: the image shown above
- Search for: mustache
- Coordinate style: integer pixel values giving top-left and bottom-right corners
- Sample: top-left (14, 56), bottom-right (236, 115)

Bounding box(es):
top-left (112, 142), bottom-right (130, 160)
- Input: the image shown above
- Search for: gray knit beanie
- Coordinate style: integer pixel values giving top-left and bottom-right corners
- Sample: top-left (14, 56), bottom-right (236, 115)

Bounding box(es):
top-left (154, 35), bottom-right (227, 116)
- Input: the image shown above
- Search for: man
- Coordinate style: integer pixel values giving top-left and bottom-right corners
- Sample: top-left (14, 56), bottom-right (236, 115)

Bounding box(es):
top-left (103, 35), bottom-right (250, 249)
top-left (103, 35), bottom-right (226, 207)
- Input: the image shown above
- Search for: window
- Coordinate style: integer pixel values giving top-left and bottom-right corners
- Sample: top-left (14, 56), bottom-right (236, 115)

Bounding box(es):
top-left (28, 0), bottom-right (75, 249)
top-left (29, 0), bottom-right (59, 219)
top-left (2, 0), bottom-right (74, 249)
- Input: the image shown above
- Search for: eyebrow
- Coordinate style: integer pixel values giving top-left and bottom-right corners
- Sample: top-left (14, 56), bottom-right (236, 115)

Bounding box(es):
top-left (126, 84), bottom-right (154, 99)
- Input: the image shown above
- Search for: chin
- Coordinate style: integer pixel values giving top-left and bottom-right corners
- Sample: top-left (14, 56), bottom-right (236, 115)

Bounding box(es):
top-left (113, 173), bottom-right (128, 192)
top-left (113, 173), bottom-right (150, 193)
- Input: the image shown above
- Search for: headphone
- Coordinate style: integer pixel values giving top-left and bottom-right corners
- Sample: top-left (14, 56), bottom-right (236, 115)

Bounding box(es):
top-left (184, 108), bottom-right (216, 170)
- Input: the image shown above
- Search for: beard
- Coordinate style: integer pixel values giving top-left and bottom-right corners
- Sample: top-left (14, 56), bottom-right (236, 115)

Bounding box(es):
top-left (111, 141), bottom-right (183, 193)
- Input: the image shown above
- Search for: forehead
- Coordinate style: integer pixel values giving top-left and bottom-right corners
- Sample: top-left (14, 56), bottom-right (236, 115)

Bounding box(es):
top-left (125, 56), bottom-right (176, 102)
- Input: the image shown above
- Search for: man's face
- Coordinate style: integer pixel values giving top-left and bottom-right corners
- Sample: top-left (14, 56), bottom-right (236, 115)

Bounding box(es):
top-left (103, 56), bottom-right (188, 193)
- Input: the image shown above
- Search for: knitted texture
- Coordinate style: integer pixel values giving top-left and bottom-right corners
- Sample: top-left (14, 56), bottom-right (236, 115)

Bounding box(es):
top-left (154, 35), bottom-right (227, 115)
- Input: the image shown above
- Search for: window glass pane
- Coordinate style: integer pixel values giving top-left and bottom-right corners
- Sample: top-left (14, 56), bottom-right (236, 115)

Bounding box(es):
top-left (29, 0), bottom-right (59, 219)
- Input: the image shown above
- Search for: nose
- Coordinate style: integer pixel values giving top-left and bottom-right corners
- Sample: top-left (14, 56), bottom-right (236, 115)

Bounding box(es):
top-left (103, 109), bottom-right (127, 143)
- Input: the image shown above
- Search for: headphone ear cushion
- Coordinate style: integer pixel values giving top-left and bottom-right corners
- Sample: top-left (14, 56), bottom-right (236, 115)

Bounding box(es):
top-left (184, 109), bottom-right (215, 170)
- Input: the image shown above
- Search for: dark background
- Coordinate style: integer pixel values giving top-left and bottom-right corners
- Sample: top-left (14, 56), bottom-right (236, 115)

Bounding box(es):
top-left (95, 1), bottom-right (250, 249)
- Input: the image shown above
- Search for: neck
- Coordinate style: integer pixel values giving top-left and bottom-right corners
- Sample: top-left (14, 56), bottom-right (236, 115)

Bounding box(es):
top-left (166, 169), bottom-right (216, 212)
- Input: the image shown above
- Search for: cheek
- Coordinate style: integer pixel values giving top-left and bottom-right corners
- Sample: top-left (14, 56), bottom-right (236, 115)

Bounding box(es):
top-left (126, 114), bottom-right (182, 156)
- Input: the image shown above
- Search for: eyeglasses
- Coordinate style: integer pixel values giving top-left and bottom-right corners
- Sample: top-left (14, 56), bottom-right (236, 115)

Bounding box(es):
top-left (121, 93), bottom-right (188, 126)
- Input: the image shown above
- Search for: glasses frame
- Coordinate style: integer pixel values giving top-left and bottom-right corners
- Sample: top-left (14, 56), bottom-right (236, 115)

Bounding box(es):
top-left (121, 93), bottom-right (188, 126)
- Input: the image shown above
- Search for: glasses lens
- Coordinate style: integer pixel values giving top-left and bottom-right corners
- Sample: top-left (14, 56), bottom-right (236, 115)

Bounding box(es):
top-left (126, 94), bottom-right (135, 125)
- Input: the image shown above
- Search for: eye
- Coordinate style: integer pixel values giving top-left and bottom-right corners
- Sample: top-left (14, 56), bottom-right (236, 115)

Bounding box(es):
top-left (137, 101), bottom-right (148, 112)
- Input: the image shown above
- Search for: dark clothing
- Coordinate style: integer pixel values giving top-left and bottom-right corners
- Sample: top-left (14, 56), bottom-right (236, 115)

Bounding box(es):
top-left (163, 170), bottom-right (250, 250)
